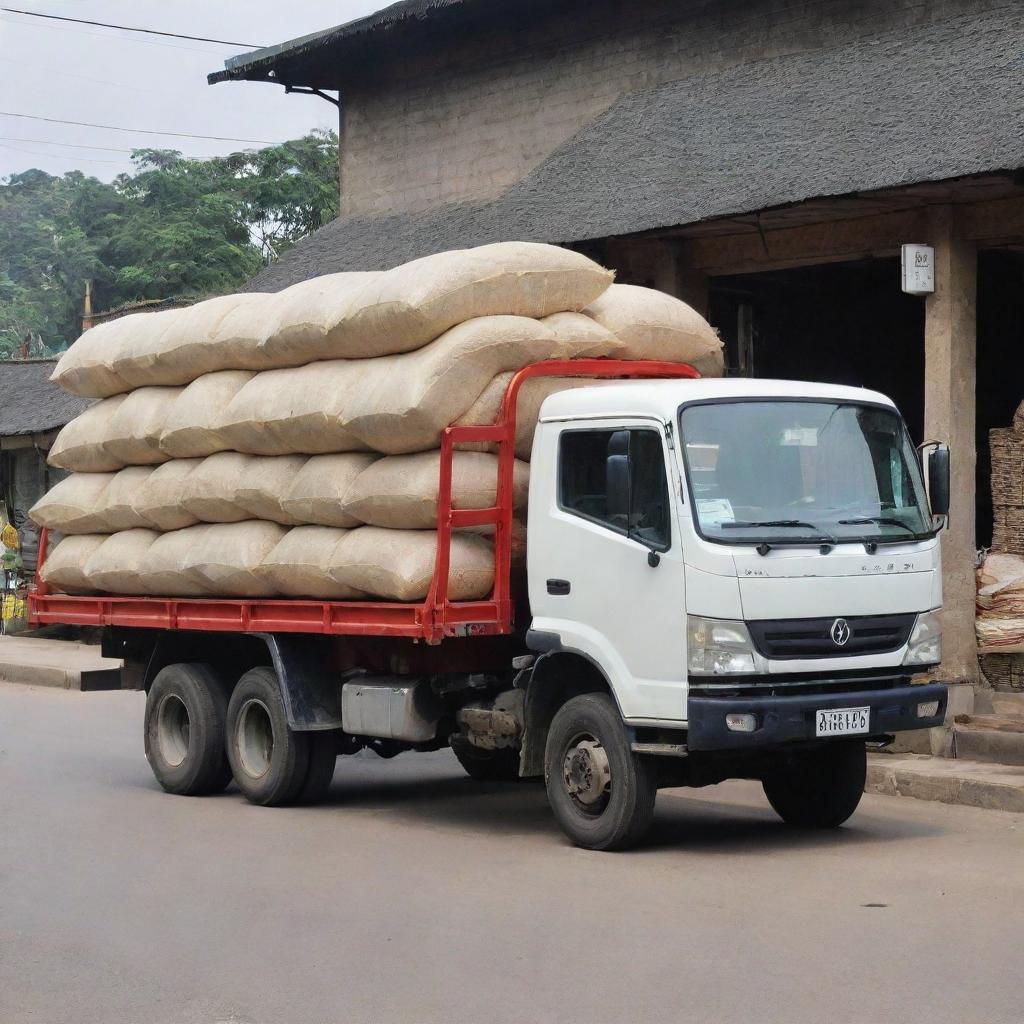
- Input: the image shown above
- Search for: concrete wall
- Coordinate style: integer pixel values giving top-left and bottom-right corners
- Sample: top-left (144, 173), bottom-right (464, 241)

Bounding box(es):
top-left (338, 0), bottom-right (1004, 216)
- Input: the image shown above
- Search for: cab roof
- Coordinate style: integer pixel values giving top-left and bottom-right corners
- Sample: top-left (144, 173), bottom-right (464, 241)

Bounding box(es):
top-left (537, 377), bottom-right (897, 424)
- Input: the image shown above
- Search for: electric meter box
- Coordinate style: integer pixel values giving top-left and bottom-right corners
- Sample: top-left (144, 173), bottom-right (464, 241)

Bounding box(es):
top-left (902, 244), bottom-right (935, 295)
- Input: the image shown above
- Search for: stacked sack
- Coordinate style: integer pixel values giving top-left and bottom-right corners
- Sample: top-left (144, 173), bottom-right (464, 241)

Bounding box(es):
top-left (33, 242), bottom-right (722, 602)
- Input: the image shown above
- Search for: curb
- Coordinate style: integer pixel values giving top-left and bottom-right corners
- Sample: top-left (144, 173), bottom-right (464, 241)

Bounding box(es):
top-left (867, 754), bottom-right (1024, 814)
top-left (0, 662), bottom-right (82, 690)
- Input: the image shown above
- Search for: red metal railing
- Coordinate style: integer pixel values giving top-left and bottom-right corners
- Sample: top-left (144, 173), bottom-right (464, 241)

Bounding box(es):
top-left (30, 358), bottom-right (699, 643)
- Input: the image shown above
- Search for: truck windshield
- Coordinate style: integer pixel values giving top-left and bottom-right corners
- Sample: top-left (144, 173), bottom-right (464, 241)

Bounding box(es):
top-left (679, 400), bottom-right (933, 545)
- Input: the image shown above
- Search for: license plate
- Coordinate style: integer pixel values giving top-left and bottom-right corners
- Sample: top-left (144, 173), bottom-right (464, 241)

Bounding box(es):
top-left (815, 706), bottom-right (870, 737)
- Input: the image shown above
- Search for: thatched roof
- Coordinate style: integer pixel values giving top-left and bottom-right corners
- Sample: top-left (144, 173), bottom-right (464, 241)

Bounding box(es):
top-left (243, 5), bottom-right (1024, 291)
top-left (0, 360), bottom-right (92, 438)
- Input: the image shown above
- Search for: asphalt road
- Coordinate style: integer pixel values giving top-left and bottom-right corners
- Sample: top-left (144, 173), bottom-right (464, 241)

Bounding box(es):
top-left (1, 682), bottom-right (1022, 1024)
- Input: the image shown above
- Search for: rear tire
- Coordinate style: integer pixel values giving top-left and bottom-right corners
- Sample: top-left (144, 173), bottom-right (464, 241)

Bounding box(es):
top-left (298, 730), bottom-right (340, 804)
top-left (762, 741), bottom-right (866, 828)
top-left (544, 693), bottom-right (657, 851)
top-left (451, 738), bottom-right (521, 782)
top-left (226, 667), bottom-right (310, 806)
top-left (144, 663), bottom-right (232, 796)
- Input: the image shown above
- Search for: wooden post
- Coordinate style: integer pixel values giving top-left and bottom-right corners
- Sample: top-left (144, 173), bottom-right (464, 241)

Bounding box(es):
top-left (924, 206), bottom-right (978, 684)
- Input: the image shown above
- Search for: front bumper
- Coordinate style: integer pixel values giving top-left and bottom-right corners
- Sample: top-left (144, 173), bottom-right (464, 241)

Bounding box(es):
top-left (686, 682), bottom-right (947, 752)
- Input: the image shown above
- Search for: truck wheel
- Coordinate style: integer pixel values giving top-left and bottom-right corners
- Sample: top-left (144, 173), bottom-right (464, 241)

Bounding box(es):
top-left (144, 663), bottom-right (232, 796)
top-left (762, 741), bottom-right (867, 828)
top-left (298, 731), bottom-right (340, 804)
top-left (226, 667), bottom-right (311, 807)
top-left (451, 737), bottom-right (521, 781)
top-left (544, 693), bottom-right (657, 851)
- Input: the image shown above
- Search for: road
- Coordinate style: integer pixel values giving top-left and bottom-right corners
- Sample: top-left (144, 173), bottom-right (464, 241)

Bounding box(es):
top-left (1, 682), bottom-right (1022, 1024)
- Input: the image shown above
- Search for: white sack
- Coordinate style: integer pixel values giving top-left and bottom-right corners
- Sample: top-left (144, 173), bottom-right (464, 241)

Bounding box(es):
top-left (332, 527), bottom-right (494, 602)
top-left (183, 521), bottom-right (288, 597)
top-left (84, 529), bottom-right (160, 595)
top-left (138, 527), bottom-right (212, 597)
top-left (280, 453), bottom-right (379, 528)
top-left (159, 370), bottom-right (255, 458)
top-left (341, 451), bottom-right (529, 529)
top-left (102, 386), bottom-right (180, 466)
top-left (233, 455), bottom-right (309, 525)
top-left (48, 396), bottom-right (127, 472)
top-left (39, 535), bottom-right (106, 594)
top-left (584, 284), bottom-right (723, 374)
top-left (102, 467), bottom-right (158, 531)
top-left (256, 526), bottom-right (365, 599)
top-left (29, 473), bottom-right (115, 534)
top-left (132, 459), bottom-right (202, 531)
top-left (181, 453), bottom-right (256, 523)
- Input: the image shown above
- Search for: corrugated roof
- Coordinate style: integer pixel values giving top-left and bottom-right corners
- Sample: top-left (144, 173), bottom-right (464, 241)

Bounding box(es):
top-left (0, 360), bottom-right (92, 438)
top-left (243, 6), bottom-right (1024, 292)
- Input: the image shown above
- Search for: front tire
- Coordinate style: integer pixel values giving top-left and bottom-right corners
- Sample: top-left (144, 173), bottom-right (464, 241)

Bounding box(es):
top-left (544, 693), bottom-right (657, 851)
top-left (144, 663), bottom-right (232, 796)
top-left (451, 737), bottom-right (521, 781)
top-left (226, 667), bottom-right (311, 806)
top-left (762, 741), bottom-right (866, 828)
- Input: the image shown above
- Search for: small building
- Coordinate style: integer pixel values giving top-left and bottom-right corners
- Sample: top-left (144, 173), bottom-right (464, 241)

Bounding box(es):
top-left (0, 359), bottom-right (92, 575)
top-left (210, 0), bottom-right (1024, 688)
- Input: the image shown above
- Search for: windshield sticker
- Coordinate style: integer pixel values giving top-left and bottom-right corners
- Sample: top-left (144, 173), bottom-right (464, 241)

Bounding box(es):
top-left (696, 498), bottom-right (734, 524)
top-left (780, 427), bottom-right (818, 446)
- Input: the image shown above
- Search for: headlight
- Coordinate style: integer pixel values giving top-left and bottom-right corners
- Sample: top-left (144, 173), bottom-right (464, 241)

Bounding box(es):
top-left (903, 610), bottom-right (942, 666)
top-left (687, 615), bottom-right (760, 675)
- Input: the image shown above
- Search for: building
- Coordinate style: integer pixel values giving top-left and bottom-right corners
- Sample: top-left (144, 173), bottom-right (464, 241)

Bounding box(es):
top-left (210, 0), bottom-right (1024, 691)
top-left (0, 360), bottom-right (92, 575)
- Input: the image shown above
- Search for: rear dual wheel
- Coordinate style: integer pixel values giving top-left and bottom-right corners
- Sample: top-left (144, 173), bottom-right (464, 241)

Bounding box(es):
top-left (762, 741), bottom-right (866, 828)
top-left (225, 667), bottom-right (339, 806)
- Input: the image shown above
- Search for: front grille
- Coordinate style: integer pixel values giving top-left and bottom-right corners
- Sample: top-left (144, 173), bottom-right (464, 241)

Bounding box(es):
top-left (747, 613), bottom-right (916, 660)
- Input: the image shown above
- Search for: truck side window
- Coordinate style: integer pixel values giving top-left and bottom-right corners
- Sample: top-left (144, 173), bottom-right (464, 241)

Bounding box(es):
top-left (559, 428), bottom-right (671, 549)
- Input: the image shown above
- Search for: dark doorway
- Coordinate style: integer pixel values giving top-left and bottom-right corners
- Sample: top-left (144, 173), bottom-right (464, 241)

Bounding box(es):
top-left (708, 258), bottom-right (926, 440)
top-left (976, 249), bottom-right (1024, 548)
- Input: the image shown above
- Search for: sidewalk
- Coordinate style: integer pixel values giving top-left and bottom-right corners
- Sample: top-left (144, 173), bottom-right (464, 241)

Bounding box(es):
top-left (0, 635), bottom-right (122, 690)
top-left (867, 752), bottom-right (1024, 814)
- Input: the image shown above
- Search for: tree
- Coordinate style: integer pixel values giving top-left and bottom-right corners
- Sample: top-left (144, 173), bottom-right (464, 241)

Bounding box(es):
top-left (0, 131), bottom-right (339, 356)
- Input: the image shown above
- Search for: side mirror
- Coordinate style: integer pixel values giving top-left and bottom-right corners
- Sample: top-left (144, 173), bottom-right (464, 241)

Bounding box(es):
top-left (928, 444), bottom-right (950, 519)
top-left (606, 430), bottom-right (630, 522)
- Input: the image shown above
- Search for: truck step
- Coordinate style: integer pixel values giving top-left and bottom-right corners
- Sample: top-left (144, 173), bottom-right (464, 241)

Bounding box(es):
top-left (953, 718), bottom-right (1024, 766)
top-left (991, 691), bottom-right (1024, 720)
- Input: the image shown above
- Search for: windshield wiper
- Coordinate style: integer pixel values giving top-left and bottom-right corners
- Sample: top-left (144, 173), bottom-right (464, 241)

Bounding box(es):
top-left (721, 519), bottom-right (828, 533)
top-left (838, 516), bottom-right (916, 534)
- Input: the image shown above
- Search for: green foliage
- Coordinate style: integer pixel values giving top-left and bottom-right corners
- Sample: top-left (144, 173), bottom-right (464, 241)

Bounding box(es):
top-left (0, 130), bottom-right (339, 356)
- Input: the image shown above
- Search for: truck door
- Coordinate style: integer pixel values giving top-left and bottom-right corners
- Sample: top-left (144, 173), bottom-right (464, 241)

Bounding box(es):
top-left (528, 420), bottom-right (688, 722)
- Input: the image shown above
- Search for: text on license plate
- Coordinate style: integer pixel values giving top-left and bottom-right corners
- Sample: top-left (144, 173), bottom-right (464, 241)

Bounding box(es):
top-left (815, 706), bottom-right (870, 737)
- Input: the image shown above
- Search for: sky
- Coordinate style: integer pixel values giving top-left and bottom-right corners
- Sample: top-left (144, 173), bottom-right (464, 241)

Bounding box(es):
top-left (0, 0), bottom-right (389, 180)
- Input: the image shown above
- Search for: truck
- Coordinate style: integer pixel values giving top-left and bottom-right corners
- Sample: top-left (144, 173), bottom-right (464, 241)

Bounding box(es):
top-left (29, 359), bottom-right (950, 850)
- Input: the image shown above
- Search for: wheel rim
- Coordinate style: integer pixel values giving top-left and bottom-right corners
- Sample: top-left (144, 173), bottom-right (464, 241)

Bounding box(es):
top-left (562, 732), bottom-right (611, 815)
top-left (157, 693), bottom-right (191, 768)
top-left (237, 698), bottom-right (275, 779)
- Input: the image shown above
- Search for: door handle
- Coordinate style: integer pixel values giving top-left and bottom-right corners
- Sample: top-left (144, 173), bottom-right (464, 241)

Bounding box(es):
top-left (546, 579), bottom-right (571, 596)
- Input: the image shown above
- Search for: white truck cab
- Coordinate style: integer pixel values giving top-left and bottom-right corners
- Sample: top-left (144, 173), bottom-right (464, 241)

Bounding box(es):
top-left (524, 378), bottom-right (948, 846)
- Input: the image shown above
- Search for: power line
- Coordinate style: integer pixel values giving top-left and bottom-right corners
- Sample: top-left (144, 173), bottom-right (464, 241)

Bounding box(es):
top-left (0, 7), bottom-right (263, 47)
top-left (0, 55), bottom-right (160, 94)
top-left (0, 141), bottom-right (120, 164)
top-left (0, 111), bottom-right (276, 145)
top-left (1, 136), bottom-right (138, 154)
top-left (0, 13), bottom-right (230, 54)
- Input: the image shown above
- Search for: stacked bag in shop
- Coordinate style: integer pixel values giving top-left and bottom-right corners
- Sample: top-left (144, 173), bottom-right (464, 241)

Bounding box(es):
top-left (33, 242), bottom-right (722, 602)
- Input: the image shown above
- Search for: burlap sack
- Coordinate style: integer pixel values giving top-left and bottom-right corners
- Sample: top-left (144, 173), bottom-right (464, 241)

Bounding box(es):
top-left (30, 473), bottom-right (115, 534)
top-left (132, 459), bottom-right (202, 531)
top-left (584, 284), bottom-right (723, 374)
top-left (256, 525), bottom-right (366, 599)
top-left (39, 534), bottom-right (106, 594)
top-left (183, 521), bottom-right (287, 597)
top-left (341, 451), bottom-right (529, 529)
top-left (332, 527), bottom-right (494, 601)
top-left (305, 242), bottom-right (613, 360)
top-left (280, 453), bottom-right (379, 528)
top-left (257, 272), bottom-right (383, 367)
top-left (139, 526), bottom-right (212, 596)
top-left (84, 529), bottom-right (160, 595)
top-left (159, 370), bottom-right (255, 458)
top-left (102, 386), bottom-right (181, 466)
top-left (233, 455), bottom-right (309, 525)
top-left (102, 467), bottom-right (158, 531)
top-left (49, 314), bottom-right (160, 399)
top-left (181, 453), bottom-right (255, 523)
top-left (218, 360), bottom-right (368, 456)
top-left (48, 395), bottom-right (127, 472)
